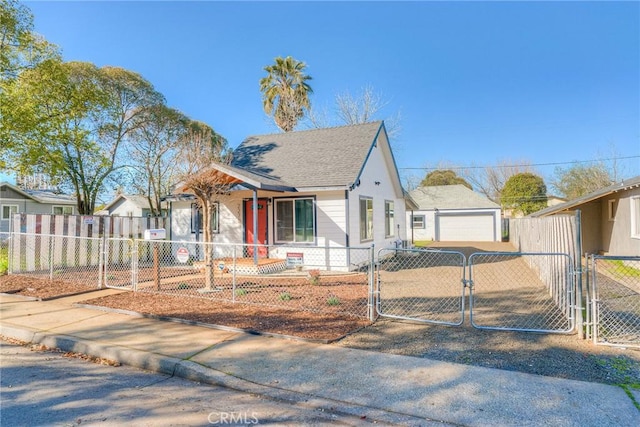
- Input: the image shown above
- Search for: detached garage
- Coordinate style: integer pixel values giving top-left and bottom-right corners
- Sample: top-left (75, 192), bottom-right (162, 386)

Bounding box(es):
top-left (406, 185), bottom-right (502, 242)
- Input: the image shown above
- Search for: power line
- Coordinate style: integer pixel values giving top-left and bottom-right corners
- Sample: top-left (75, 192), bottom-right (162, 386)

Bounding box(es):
top-left (399, 155), bottom-right (640, 171)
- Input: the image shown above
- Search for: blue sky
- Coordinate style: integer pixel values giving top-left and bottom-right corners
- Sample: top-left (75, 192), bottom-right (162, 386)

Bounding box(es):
top-left (6, 0), bottom-right (640, 187)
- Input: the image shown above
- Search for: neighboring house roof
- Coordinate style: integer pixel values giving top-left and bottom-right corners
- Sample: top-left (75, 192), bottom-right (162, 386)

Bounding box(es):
top-left (408, 185), bottom-right (500, 210)
top-left (0, 182), bottom-right (76, 205)
top-left (101, 194), bottom-right (166, 212)
top-left (229, 121), bottom-right (399, 191)
top-left (531, 175), bottom-right (640, 217)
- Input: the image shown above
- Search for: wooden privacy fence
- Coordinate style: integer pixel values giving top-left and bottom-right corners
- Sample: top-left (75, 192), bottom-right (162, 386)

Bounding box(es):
top-left (11, 213), bottom-right (168, 239)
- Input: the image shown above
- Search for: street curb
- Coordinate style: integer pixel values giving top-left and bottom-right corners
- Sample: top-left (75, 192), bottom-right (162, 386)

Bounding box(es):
top-left (73, 303), bottom-right (352, 344)
top-left (0, 324), bottom-right (444, 427)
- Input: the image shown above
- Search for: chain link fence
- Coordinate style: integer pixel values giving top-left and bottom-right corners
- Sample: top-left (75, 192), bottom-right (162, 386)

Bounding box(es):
top-left (376, 248), bottom-right (466, 325)
top-left (469, 252), bottom-right (574, 332)
top-left (2, 232), bottom-right (103, 289)
top-left (588, 255), bottom-right (640, 348)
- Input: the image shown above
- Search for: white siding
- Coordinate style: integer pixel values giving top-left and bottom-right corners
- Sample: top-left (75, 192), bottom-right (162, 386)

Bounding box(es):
top-left (347, 134), bottom-right (406, 251)
top-left (406, 208), bottom-right (501, 243)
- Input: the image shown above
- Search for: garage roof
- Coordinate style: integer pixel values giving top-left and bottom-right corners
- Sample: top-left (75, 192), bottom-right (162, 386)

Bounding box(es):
top-left (409, 185), bottom-right (500, 210)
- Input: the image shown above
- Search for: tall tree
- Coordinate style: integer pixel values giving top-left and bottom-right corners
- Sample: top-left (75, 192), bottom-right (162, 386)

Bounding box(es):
top-left (501, 172), bottom-right (548, 216)
top-left (306, 85), bottom-right (401, 138)
top-left (0, 0), bottom-right (59, 80)
top-left (551, 163), bottom-right (613, 199)
top-left (259, 56), bottom-right (313, 132)
top-left (125, 105), bottom-right (190, 216)
top-left (176, 122), bottom-right (232, 289)
top-left (421, 169), bottom-right (472, 189)
top-left (0, 60), bottom-right (164, 214)
top-left (461, 159), bottom-right (534, 204)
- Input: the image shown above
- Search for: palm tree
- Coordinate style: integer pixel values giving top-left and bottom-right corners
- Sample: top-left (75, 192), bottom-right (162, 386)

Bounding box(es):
top-left (259, 56), bottom-right (313, 132)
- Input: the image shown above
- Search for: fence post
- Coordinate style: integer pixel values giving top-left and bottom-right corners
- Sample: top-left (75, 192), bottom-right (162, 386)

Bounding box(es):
top-left (132, 239), bottom-right (139, 291)
top-left (574, 210), bottom-right (584, 339)
top-left (99, 236), bottom-right (105, 289)
top-left (49, 236), bottom-right (54, 280)
top-left (369, 244), bottom-right (375, 322)
top-left (232, 245), bottom-right (237, 303)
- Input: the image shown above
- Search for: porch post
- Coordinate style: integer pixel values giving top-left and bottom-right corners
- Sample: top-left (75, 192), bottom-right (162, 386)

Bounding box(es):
top-left (253, 189), bottom-right (258, 265)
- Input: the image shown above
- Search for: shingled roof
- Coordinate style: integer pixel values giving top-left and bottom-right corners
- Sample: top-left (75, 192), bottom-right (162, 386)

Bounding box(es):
top-left (409, 185), bottom-right (500, 210)
top-left (230, 121), bottom-right (385, 189)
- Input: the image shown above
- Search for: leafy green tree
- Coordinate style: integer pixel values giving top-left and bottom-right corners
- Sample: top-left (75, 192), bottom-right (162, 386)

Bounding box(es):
top-left (0, 60), bottom-right (164, 214)
top-left (551, 163), bottom-right (612, 199)
top-left (0, 0), bottom-right (59, 80)
top-left (259, 56), bottom-right (313, 132)
top-left (421, 169), bottom-right (472, 189)
top-left (501, 173), bottom-right (548, 216)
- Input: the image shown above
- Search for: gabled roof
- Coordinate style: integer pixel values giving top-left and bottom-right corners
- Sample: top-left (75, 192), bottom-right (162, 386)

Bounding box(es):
top-left (531, 175), bottom-right (640, 217)
top-left (0, 182), bottom-right (76, 205)
top-left (230, 121), bottom-right (388, 189)
top-left (408, 185), bottom-right (500, 210)
top-left (102, 194), bottom-right (167, 212)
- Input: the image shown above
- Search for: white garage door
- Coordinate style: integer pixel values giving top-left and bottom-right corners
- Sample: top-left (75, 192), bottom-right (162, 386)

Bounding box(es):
top-left (437, 214), bottom-right (495, 242)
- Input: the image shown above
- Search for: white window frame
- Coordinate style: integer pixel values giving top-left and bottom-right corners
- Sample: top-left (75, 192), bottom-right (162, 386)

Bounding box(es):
top-left (385, 200), bottom-right (395, 238)
top-left (191, 202), bottom-right (219, 234)
top-left (360, 197), bottom-right (374, 242)
top-left (274, 197), bottom-right (315, 244)
top-left (608, 199), bottom-right (617, 221)
top-left (1, 205), bottom-right (18, 220)
top-left (631, 196), bottom-right (640, 239)
top-left (52, 205), bottom-right (74, 215)
top-left (412, 214), bottom-right (425, 229)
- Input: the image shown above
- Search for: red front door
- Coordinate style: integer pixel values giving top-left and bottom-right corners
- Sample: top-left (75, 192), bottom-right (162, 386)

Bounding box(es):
top-left (244, 199), bottom-right (268, 257)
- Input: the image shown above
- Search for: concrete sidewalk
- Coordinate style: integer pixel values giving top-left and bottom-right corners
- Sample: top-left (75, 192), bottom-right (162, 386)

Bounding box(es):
top-left (1, 291), bottom-right (638, 426)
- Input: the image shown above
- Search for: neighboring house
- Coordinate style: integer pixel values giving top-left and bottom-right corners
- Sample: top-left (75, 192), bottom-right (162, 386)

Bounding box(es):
top-left (531, 176), bottom-right (640, 256)
top-left (96, 194), bottom-right (168, 217)
top-left (0, 182), bottom-right (76, 233)
top-left (406, 185), bottom-right (502, 242)
top-left (165, 121), bottom-right (407, 269)
top-left (503, 194), bottom-right (567, 219)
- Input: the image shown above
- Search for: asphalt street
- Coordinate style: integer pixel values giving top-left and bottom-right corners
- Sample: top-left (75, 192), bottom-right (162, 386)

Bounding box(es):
top-left (0, 340), bottom-right (382, 427)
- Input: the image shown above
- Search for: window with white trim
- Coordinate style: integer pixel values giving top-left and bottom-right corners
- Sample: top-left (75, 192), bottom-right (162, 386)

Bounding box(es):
top-left (632, 196), bottom-right (640, 239)
top-left (360, 197), bottom-right (373, 241)
top-left (275, 198), bottom-right (315, 243)
top-left (385, 200), bottom-right (394, 237)
top-left (412, 215), bottom-right (425, 229)
top-left (1, 205), bottom-right (18, 220)
top-left (608, 199), bottom-right (617, 221)
top-left (52, 205), bottom-right (74, 215)
top-left (191, 202), bottom-right (219, 234)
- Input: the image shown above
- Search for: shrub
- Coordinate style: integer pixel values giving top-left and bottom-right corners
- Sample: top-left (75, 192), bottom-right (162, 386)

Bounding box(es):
top-left (235, 288), bottom-right (248, 296)
top-left (308, 269), bottom-right (321, 285)
top-left (279, 292), bottom-right (292, 301)
top-left (0, 247), bottom-right (7, 275)
top-left (327, 296), bottom-right (340, 306)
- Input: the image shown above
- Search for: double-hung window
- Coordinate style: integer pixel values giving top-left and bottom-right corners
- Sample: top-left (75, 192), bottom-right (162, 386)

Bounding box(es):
top-left (1, 205), bottom-right (18, 220)
top-left (385, 201), bottom-right (394, 237)
top-left (52, 206), bottom-right (74, 215)
top-left (275, 198), bottom-right (315, 243)
top-left (412, 215), bottom-right (425, 229)
top-left (360, 197), bottom-right (373, 241)
top-left (191, 202), bottom-right (219, 234)
top-left (632, 196), bottom-right (640, 239)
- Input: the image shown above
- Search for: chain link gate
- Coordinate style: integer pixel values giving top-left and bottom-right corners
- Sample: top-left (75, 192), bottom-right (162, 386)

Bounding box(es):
top-left (376, 248), bottom-right (576, 334)
top-left (589, 255), bottom-right (640, 348)
top-left (468, 252), bottom-right (575, 333)
top-left (376, 248), bottom-right (466, 325)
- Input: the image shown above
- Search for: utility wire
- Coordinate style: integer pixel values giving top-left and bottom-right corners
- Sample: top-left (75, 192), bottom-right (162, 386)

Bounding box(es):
top-left (399, 155), bottom-right (640, 171)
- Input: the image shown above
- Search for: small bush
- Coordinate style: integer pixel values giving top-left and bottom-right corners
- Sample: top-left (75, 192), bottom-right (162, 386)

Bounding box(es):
top-left (0, 248), bottom-right (7, 275)
top-left (235, 288), bottom-right (248, 296)
top-left (279, 292), bottom-right (292, 301)
top-left (177, 282), bottom-right (190, 290)
top-left (327, 296), bottom-right (340, 306)
top-left (308, 269), bottom-right (321, 285)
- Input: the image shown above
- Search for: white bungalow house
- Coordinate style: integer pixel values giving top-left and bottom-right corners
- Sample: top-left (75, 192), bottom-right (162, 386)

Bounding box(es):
top-left (96, 194), bottom-right (168, 217)
top-left (165, 122), bottom-right (409, 271)
top-left (406, 185), bottom-right (502, 242)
